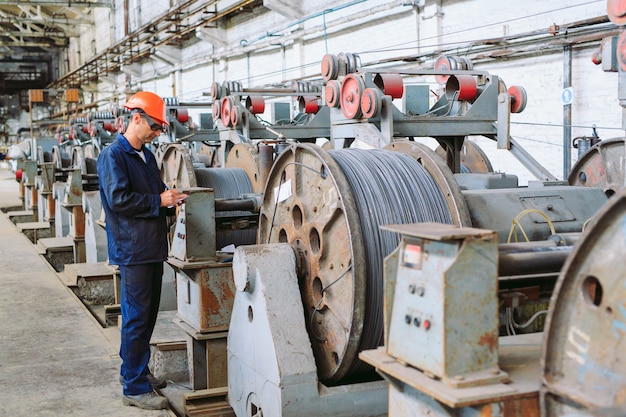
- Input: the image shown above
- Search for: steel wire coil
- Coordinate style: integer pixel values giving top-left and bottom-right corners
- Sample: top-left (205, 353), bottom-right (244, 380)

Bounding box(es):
top-left (194, 167), bottom-right (256, 249)
top-left (330, 149), bottom-right (453, 376)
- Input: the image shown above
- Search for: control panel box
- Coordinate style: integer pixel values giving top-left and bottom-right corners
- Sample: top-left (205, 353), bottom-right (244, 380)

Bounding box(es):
top-left (384, 223), bottom-right (505, 387)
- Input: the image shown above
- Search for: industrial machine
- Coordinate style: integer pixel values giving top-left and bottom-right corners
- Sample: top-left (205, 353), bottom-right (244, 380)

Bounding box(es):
top-left (161, 144), bottom-right (260, 393)
top-left (223, 46), bottom-right (614, 417)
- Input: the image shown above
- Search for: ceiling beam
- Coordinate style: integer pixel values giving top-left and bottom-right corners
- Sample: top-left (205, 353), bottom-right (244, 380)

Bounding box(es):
top-left (0, 0), bottom-right (111, 7)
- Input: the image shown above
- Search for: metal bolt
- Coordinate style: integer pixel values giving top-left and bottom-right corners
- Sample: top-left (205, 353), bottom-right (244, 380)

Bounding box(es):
top-left (404, 314), bottom-right (412, 324)
top-left (417, 286), bottom-right (425, 296)
top-left (408, 284), bottom-right (416, 294)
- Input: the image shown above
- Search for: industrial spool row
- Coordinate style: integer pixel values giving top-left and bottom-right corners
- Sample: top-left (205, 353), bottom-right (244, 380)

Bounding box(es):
top-left (210, 79), bottom-right (323, 128)
top-left (321, 52), bottom-right (528, 119)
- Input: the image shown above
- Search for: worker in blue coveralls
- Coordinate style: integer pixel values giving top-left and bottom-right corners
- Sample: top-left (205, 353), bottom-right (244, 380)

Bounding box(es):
top-left (97, 91), bottom-right (187, 410)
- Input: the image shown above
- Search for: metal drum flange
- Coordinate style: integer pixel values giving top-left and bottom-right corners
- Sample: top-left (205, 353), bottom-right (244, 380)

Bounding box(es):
top-left (159, 143), bottom-right (197, 189)
top-left (258, 143), bottom-right (367, 384)
top-left (225, 142), bottom-right (265, 193)
top-left (568, 137), bottom-right (624, 198)
top-left (541, 188), bottom-right (626, 416)
top-left (385, 141), bottom-right (472, 227)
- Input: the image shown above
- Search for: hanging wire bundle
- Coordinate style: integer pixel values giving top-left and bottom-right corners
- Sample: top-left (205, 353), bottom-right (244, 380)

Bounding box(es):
top-left (194, 167), bottom-right (256, 250)
top-left (329, 148), bottom-right (453, 371)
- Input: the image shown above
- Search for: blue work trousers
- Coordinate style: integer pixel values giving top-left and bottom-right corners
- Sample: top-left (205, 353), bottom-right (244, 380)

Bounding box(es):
top-left (119, 262), bottom-right (163, 395)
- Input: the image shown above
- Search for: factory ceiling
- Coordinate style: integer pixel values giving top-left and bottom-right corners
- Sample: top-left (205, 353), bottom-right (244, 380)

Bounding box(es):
top-left (0, 0), bottom-right (107, 95)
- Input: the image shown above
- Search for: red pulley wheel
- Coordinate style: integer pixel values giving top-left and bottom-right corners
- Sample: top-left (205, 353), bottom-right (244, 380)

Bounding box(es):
top-left (103, 122), bottom-right (114, 132)
top-left (325, 81), bottom-right (341, 108)
top-left (221, 96), bottom-right (234, 128)
top-left (434, 55), bottom-right (453, 85)
top-left (340, 73), bottom-right (366, 119)
top-left (15, 169), bottom-right (22, 181)
top-left (508, 86), bottom-right (528, 113)
top-left (373, 73), bottom-right (404, 99)
top-left (212, 100), bottom-right (221, 121)
top-left (231, 105), bottom-right (242, 127)
top-left (608, 0), bottom-right (626, 24)
top-left (245, 96), bottom-right (266, 114)
top-left (361, 88), bottom-right (383, 119)
top-left (210, 81), bottom-right (221, 100)
top-left (321, 54), bottom-right (339, 81)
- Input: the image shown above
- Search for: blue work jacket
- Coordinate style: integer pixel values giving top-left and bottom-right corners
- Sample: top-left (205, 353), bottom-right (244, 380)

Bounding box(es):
top-left (97, 134), bottom-right (169, 265)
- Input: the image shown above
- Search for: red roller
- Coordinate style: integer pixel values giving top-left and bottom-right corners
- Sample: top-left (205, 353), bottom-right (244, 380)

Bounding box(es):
top-left (373, 73), bottom-right (404, 99)
top-left (445, 74), bottom-right (477, 101)
top-left (15, 169), bottom-right (22, 181)
top-left (298, 96), bottom-right (319, 114)
top-left (508, 86), bottom-right (528, 113)
top-left (361, 88), bottom-right (384, 119)
top-left (103, 121), bottom-right (115, 132)
top-left (245, 96), bottom-right (266, 114)
top-left (176, 108), bottom-right (189, 123)
top-left (221, 96), bottom-right (234, 128)
top-left (340, 73), bottom-right (366, 119)
top-left (325, 80), bottom-right (341, 108)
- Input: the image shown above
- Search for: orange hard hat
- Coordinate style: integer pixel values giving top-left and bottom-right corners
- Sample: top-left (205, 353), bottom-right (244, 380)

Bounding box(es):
top-left (124, 91), bottom-right (169, 126)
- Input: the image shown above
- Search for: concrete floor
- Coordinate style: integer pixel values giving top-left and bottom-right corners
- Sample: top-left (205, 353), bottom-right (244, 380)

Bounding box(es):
top-left (0, 165), bottom-right (180, 416)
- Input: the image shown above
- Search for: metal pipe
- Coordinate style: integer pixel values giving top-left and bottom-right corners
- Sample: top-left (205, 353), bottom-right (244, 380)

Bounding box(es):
top-left (563, 44), bottom-right (573, 179)
top-left (498, 242), bottom-right (573, 276)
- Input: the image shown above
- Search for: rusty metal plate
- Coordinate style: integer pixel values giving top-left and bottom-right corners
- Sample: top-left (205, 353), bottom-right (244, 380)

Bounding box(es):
top-left (258, 142), bottom-right (366, 384)
top-left (541, 189), bottom-right (626, 415)
top-left (568, 137), bottom-right (624, 197)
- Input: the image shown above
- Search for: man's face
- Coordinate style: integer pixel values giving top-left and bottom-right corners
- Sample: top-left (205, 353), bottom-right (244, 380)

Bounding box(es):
top-left (136, 112), bottom-right (164, 143)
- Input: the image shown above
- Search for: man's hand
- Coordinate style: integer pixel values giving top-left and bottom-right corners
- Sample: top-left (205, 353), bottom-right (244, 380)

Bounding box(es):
top-left (160, 189), bottom-right (189, 208)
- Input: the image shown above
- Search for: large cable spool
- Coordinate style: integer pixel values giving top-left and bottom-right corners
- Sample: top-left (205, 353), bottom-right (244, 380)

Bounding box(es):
top-left (51, 145), bottom-right (71, 169)
top-left (541, 188), bottom-right (626, 415)
top-left (568, 137), bottom-right (624, 198)
top-left (224, 142), bottom-right (273, 194)
top-left (258, 143), bottom-right (470, 385)
top-left (160, 143), bottom-right (197, 190)
top-left (194, 167), bottom-right (256, 250)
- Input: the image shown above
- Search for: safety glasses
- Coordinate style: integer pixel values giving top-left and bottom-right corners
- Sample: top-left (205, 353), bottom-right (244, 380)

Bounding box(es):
top-left (139, 112), bottom-right (165, 132)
